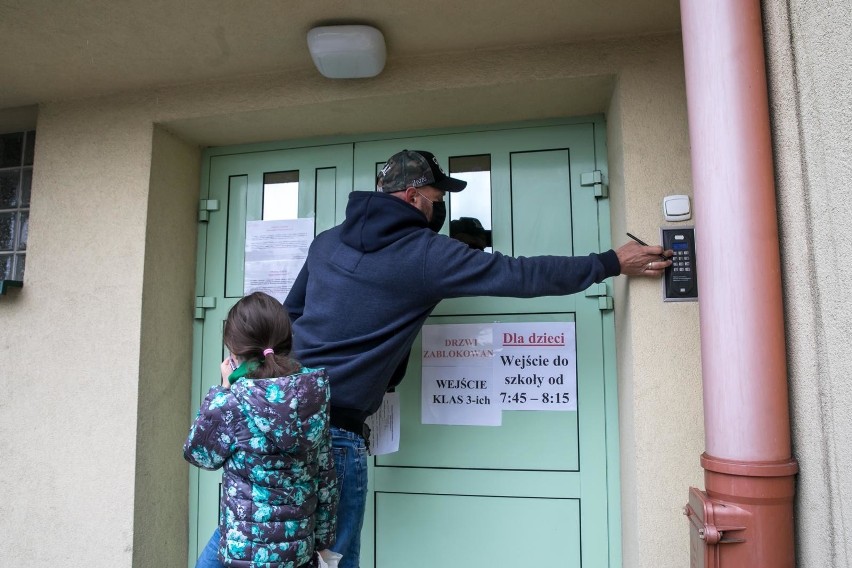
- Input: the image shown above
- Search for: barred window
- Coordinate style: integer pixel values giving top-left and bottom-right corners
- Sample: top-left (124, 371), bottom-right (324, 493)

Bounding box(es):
top-left (0, 130), bottom-right (34, 294)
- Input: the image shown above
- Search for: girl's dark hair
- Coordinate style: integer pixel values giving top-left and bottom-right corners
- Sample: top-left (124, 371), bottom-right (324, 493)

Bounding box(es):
top-left (223, 291), bottom-right (301, 379)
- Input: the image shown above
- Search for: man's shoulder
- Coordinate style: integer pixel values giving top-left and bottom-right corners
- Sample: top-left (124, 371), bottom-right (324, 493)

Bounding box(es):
top-left (311, 225), bottom-right (343, 247)
top-left (317, 225), bottom-right (343, 238)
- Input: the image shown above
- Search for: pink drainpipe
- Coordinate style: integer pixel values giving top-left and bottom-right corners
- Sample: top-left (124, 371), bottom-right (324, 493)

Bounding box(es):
top-left (679, 0), bottom-right (798, 565)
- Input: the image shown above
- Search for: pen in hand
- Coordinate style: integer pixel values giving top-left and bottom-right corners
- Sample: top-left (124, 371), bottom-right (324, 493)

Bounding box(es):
top-left (626, 232), bottom-right (671, 261)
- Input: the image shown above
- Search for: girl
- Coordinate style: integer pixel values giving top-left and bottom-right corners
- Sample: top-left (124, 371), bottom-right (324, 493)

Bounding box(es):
top-left (184, 291), bottom-right (339, 568)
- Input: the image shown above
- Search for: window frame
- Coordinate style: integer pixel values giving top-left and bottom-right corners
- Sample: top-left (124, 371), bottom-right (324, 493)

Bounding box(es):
top-left (0, 129), bottom-right (34, 295)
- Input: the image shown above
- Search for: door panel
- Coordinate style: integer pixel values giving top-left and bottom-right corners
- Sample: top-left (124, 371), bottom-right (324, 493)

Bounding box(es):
top-left (354, 124), bottom-right (610, 568)
top-left (205, 145), bottom-right (353, 300)
top-left (510, 149), bottom-right (573, 257)
top-left (375, 493), bottom-right (581, 568)
top-left (190, 144), bottom-right (353, 563)
top-left (224, 175), bottom-right (248, 297)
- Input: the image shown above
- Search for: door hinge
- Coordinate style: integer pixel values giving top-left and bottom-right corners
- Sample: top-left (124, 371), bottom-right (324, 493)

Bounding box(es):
top-left (581, 170), bottom-right (608, 198)
top-left (198, 199), bottom-right (220, 222)
top-left (194, 296), bottom-right (216, 319)
top-left (585, 283), bottom-right (614, 310)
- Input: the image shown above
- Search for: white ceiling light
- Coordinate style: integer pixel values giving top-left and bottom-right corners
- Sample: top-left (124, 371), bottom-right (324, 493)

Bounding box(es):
top-left (307, 25), bottom-right (386, 79)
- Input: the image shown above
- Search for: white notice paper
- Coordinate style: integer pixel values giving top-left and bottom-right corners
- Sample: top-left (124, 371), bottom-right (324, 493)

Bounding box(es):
top-left (244, 260), bottom-right (307, 304)
top-left (420, 323), bottom-right (500, 426)
top-left (493, 322), bottom-right (577, 411)
top-left (244, 218), bottom-right (314, 302)
top-left (365, 392), bottom-right (400, 455)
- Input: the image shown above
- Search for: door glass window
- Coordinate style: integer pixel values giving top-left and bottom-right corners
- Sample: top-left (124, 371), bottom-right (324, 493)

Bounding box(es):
top-left (262, 170), bottom-right (299, 220)
top-left (373, 162), bottom-right (384, 190)
top-left (448, 155), bottom-right (492, 253)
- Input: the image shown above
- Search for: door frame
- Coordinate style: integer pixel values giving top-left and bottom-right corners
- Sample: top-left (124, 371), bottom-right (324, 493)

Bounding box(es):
top-left (189, 115), bottom-right (622, 567)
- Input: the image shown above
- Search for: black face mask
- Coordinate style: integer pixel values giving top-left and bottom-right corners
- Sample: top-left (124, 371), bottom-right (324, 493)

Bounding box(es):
top-left (428, 201), bottom-right (447, 232)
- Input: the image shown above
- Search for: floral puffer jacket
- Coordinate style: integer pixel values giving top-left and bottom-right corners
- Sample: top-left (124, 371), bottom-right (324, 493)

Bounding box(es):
top-left (184, 367), bottom-right (338, 568)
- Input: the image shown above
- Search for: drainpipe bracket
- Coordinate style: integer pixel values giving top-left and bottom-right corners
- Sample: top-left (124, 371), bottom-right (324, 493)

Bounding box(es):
top-left (685, 486), bottom-right (749, 546)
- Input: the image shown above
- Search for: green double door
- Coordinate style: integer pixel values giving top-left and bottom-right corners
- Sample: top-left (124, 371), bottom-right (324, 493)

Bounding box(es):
top-left (190, 120), bottom-right (620, 567)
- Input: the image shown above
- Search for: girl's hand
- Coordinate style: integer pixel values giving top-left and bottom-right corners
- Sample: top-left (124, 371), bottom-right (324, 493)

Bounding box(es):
top-left (220, 358), bottom-right (232, 388)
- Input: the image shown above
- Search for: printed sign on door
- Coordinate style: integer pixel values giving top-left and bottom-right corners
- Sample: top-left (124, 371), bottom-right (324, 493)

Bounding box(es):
top-left (420, 322), bottom-right (577, 426)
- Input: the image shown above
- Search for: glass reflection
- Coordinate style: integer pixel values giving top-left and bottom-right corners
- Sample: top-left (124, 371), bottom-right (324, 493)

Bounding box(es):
top-left (448, 155), bottom-right (492, 253)
top-left (0, 212), bottom-right (15, 251)
top-left (18, 211), bottom-right (28, 250)
top-left (0, 254), bottom-right (11, 280)
top-left (263, 170), bottom-right (299, 220)
top-left (449, 217), bottom-right (492, 251)
top-left (21, 168), bottom-right (32, 206)
top-left (0, 170), bottom-right (19, 208)
top-left (0, 132), bottom-right (23, 168)
top-left (24, 131), bottom-right (35, 166)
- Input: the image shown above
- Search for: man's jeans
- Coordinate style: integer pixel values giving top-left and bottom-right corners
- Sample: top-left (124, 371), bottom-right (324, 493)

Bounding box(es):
top-left (329, 426), bottom-right (369, 568)
top-left (195, 527), bottom-right (221, 568)
top-left (194, 427), bottom-right (368, 568)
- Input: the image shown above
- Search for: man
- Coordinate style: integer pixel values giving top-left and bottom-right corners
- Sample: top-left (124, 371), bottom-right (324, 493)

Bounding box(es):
top-left (284, 149), bottom-right (670, 568)
top-left (450, 216), bottom-right (492, 251)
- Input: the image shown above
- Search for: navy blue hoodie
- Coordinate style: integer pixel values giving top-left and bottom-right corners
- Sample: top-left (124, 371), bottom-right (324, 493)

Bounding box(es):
top-left (284, 191), bottom-right (620, 423)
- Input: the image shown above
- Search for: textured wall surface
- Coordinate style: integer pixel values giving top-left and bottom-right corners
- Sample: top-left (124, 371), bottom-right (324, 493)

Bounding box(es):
top-left (0, 34), bottom-right (703, 567)
top-left (0, 103), bottom-right (153, 566)
top-left (132, 126), bottom-right (200, 567)
top-left (763, 1), bottom-right (852, 566)
top-left (608, 45), bottom-right (703, 568)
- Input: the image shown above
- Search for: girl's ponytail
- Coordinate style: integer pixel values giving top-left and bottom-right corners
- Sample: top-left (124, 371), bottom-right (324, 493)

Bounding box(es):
top-left (254, 345), bottom-right (301, 380)
top-left (224, 292), bottom-right (301, 380)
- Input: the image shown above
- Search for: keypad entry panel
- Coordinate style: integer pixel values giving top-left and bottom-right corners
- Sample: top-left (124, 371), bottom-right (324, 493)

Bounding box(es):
top-left (662, 226), bottom-right (698, 302)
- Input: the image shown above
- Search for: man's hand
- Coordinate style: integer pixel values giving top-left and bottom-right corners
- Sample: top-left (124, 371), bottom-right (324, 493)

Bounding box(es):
top-left (615, 241), bottom-right (673, 277)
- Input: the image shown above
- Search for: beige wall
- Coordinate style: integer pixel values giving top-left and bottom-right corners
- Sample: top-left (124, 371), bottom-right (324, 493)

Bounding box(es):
top-left (608, 47), bottom-right (703, 567)
top-left (0, 105), bottom-right (37, 133)
top-left (0, 103), bottom-right (155, 565)
top-left (763, 1), bottom-right (852, 566)
top-left (132, 126), bottom-right (200, 566)
top-left (0, 34), bottom-right (703, 567)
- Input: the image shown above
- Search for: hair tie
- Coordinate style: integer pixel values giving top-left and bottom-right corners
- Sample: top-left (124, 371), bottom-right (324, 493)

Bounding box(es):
top-left (262, 348), bottom-right (274, 358)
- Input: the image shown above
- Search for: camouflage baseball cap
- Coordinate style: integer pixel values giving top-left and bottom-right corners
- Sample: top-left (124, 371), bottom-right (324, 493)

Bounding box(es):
top-left (377, 150), bottom-right (467, 193)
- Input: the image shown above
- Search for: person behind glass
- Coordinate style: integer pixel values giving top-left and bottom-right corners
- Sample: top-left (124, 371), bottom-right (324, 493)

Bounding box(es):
top-left (186, 291), bottom-right (339, 568)
top-left (283, 149), bottom-right (673, 568)
top-left (450, 216), bottom-right (492, 251)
